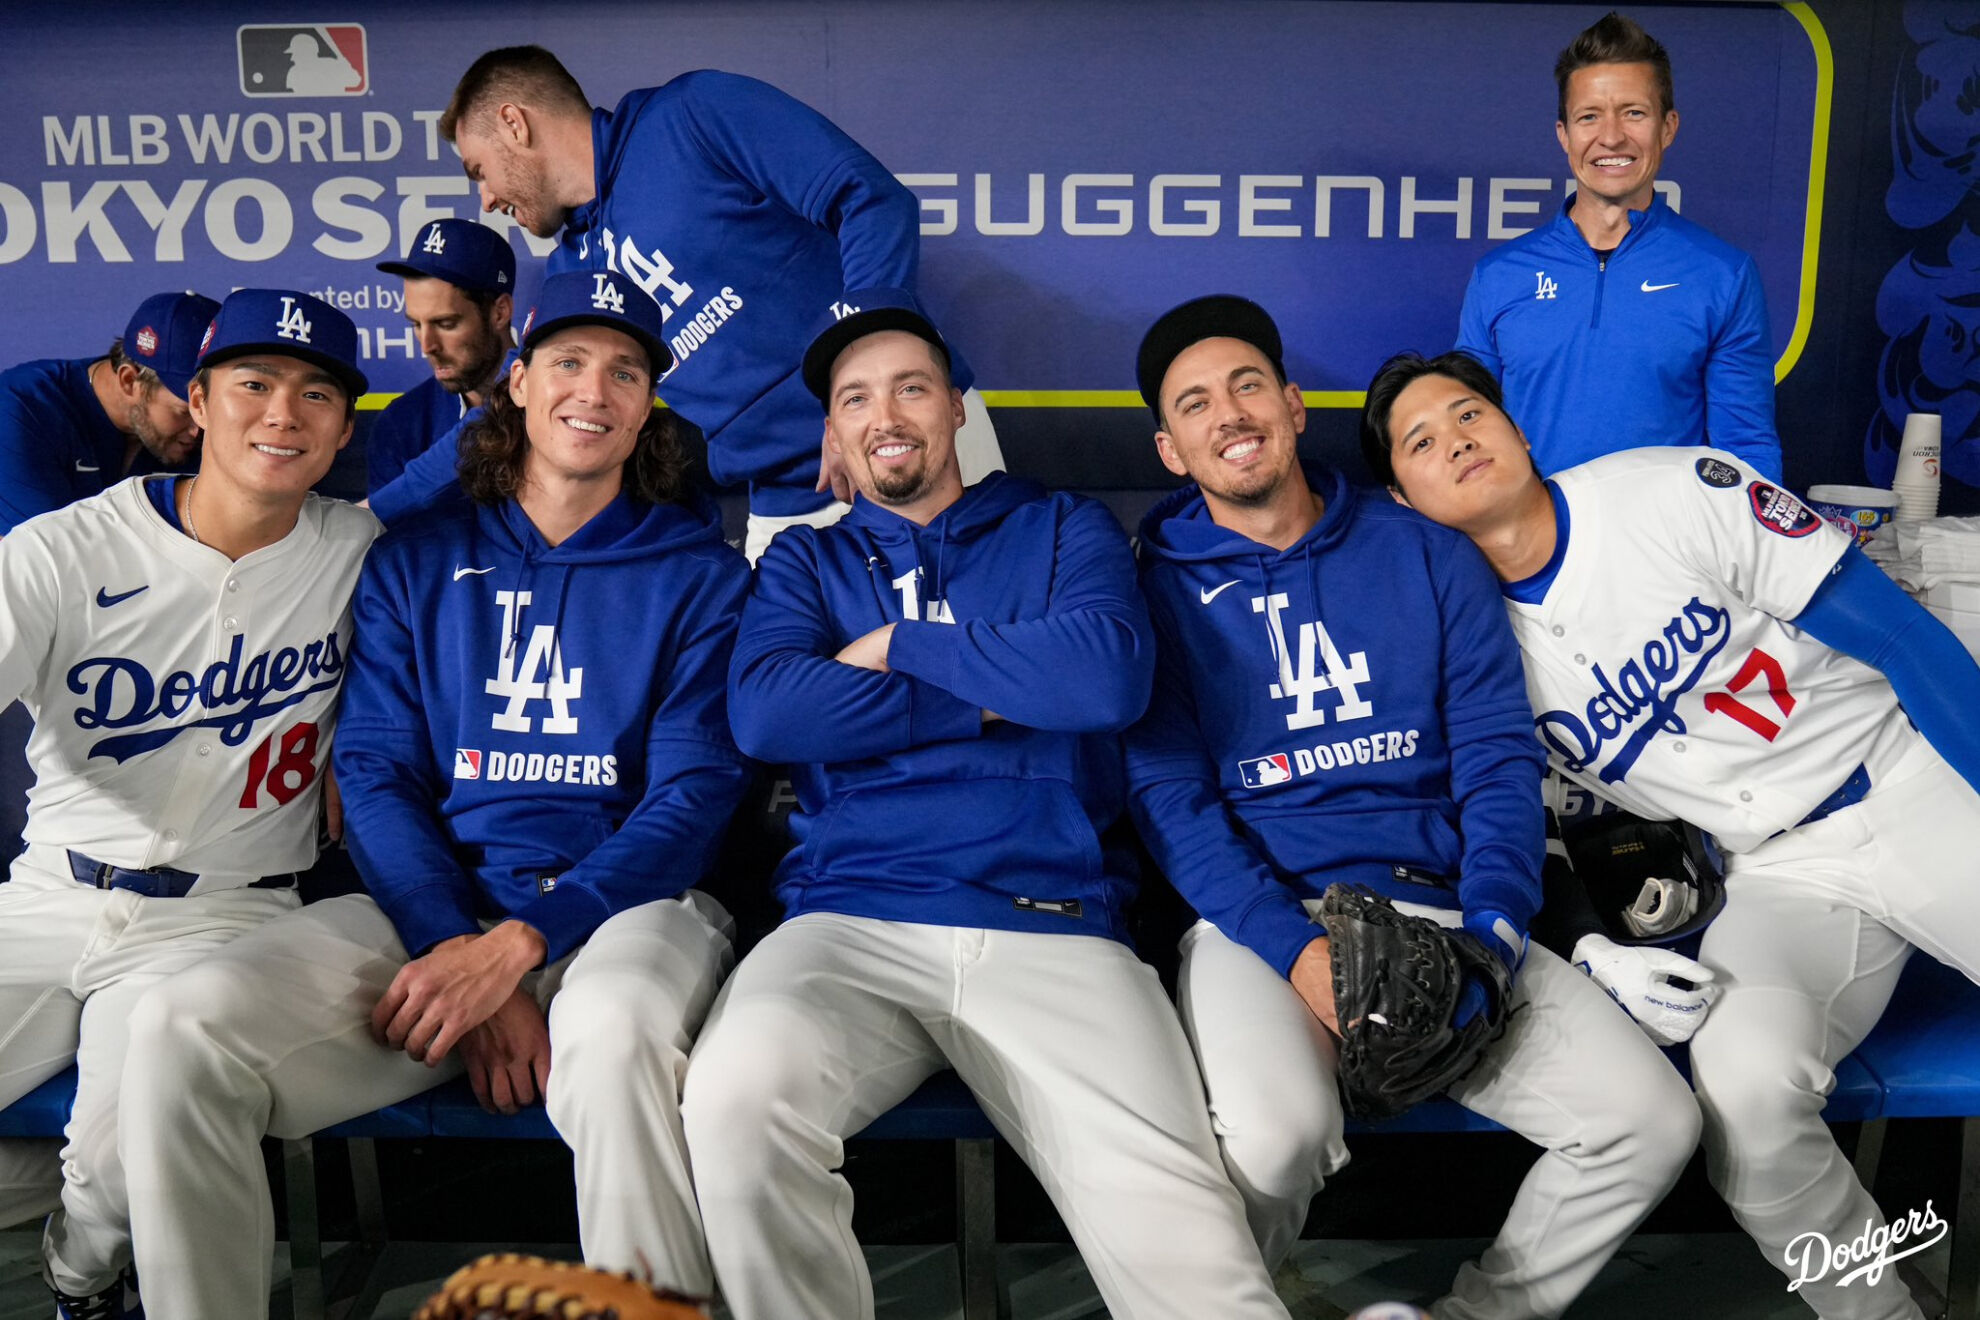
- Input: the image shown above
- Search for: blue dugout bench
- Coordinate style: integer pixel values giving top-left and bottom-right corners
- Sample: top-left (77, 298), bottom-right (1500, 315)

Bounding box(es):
top-left (0, 957), bottom-right (1967, 1320)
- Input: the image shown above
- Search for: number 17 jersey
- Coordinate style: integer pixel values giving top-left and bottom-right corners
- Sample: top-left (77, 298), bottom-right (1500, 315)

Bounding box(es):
top-left (1510, 447), bottom-right (1896, 853)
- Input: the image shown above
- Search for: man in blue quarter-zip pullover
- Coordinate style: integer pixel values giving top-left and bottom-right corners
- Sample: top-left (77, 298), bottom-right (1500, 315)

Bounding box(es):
top-left (114, 271), bottom-right (751, 1320)
top-left (1126, 295), bottom-right (1698, 1320)
top-left (1456, 13), bottom-right (1782, 479)
top-left (371, 45), bottom-right (1000, 560)
top-left (683, 291), bottom-right (1290, 1320)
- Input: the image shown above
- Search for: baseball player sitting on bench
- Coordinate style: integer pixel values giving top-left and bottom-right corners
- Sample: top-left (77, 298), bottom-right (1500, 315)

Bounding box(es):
top-left (1367, 349), bottom-right (1980, 1320)
top-left (682, 290), bottom-right (1292, 1320)
top-left (1125, 297), bottom-right (1700, 1320)
top-left (115, 270), bottom-right (751, 1319)
top-left (0, 289), bottom-right (374, 1320)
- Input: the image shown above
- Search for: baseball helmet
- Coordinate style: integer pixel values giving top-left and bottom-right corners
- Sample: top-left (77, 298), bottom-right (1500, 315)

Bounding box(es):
top-left (1562, 812), bottom-right (1726, 946)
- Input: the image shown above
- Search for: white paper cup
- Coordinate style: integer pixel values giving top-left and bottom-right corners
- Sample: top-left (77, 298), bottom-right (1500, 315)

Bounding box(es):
top-left (1807, 484), bottom-right (1901, 545)
top-left (1897, 413), bottom-right (1943, 487)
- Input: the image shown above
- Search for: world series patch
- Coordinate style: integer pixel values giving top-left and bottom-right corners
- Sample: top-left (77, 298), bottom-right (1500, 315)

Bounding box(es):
top-left (1746, 481), bottom-right (1821, 537)
top-left (1695, 456), bottom-right (1741, 488)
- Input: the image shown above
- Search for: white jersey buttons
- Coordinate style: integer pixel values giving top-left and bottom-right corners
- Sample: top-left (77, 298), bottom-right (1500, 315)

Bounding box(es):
top-left (1673, 741), bottom-right (1686, 753)
top-left (197, 744), bottom-right (212, 757)
top-left (1551, 625), bottom-right (1565, 637)
top-left (223, 616), bottom-right (239, 631)
top-left (1739, 790), bottom-right (1754, 802)
top-left (226, 578), bottom-right (241, 593)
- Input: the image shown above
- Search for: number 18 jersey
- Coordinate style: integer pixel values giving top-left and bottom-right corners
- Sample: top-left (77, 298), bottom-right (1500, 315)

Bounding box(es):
top-left (1511, 448), bottom-right (1897, 853)
top-left (0, 476), bottom-right (377, 883)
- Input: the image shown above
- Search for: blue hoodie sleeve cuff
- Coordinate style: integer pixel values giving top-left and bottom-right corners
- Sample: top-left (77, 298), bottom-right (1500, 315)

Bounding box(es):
top-left (511, 886), bottom-right (615, 967)
top-left (378, 882), bottom-right (481, 959)
top-left (1238, 897), bottom-right (1327, 980)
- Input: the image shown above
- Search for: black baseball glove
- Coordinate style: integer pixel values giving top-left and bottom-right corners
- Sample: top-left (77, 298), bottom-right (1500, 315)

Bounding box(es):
top-left (1320, 883), bottom-right (1514, 1120)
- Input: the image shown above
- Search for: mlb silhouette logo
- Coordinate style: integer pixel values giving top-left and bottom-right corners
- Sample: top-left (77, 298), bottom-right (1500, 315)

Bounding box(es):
top-left (238, 24), bottom-right (367, 98)
top-left (454, 748), bottom-right (482, 780)
top-left (1239, 753), bottom-right (1293, 788)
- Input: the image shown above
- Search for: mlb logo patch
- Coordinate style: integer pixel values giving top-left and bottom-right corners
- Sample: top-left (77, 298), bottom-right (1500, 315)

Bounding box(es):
top-left (1747, 481), bottom-right (1821, 538)
top-left (237, 24), bottom-right (367, 98)
top-left (1239, 753), bottom-right (1293, 788)
top-left (453, 748), bottom-right (482, 780)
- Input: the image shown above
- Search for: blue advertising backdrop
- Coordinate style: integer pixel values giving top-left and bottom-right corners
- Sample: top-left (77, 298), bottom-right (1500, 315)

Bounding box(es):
top-left (1, 10), bottom-right (1817, 407)
top-left (0, 0), bottom-right (1966, 502)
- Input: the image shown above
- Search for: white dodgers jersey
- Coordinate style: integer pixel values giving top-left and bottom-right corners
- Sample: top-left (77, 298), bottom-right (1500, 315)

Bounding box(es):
top-left (0, 478), bottom-right (380, 881)
top-left (1509, 449), bottom-right (1903, 853)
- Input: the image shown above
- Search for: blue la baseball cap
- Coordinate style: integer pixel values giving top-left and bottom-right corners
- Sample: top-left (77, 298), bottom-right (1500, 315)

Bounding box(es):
top-left (800, 287), bottom-right (952, 407)
top-left (123, 291), bottom-right (222, 399)
top-left (196, 289), bottom-right (369, 400)
top-left (519, 270), bottom-right (673, 381)
top-left (376, 218), bottom-right (516, 295)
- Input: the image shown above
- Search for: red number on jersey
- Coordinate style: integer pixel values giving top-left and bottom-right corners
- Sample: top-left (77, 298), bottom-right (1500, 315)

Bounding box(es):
top-left (1702, 648), bottom-right (1796, 742)
top-left (238, 721), bottom-right (320, 808)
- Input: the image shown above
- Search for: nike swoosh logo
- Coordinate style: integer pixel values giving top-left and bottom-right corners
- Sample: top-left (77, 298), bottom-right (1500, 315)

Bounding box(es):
top-left (95, 585), bottom-right (149, 608)
top-left (1199, 580), bottom-right (1241, 605)
top-left (75, 462), bottom-right (100, 473)
top-left (1640, 281), bottom-right (1679, 293)
top-left (453, 566), bottom-right (495, 581)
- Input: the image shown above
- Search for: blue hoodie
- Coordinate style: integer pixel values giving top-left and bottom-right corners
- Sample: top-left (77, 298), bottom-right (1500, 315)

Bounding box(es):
top-left (1126, 467), bottom-right (1544, 979)
top-left (371, 70), bottom-right (971, 524)
top-left (366, 376), bottom-right (465, 498)
top-left (1456, 194), bottom-right (1781, 481)
top-left (729, 472), bottom-right (1154, 940)
top-left (334, 489), bottom-right (751, 964)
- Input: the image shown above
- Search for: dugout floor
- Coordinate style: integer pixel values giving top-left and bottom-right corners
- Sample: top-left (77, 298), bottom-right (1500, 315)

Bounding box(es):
top-left (0, 1228), bottom-right (1948, 1318)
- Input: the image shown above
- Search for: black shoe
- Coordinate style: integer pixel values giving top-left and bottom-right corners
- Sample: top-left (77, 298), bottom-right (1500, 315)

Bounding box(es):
top-left (50, 1265), bottom-right (142, 1320)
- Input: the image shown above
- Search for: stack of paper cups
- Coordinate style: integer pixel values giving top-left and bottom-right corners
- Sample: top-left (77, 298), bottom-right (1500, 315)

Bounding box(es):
top-left (1893, 413), bottom-right (1941, 521)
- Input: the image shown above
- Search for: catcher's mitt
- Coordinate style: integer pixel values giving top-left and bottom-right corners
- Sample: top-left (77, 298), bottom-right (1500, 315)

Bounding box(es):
top-left (412, 1254), bottom-right (707, 1320)
top-left (1320, 884), bottom-right (1513, 1120)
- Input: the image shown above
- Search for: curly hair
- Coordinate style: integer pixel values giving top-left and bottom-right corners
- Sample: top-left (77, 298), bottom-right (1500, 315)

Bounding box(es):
top-left (457, 358), bottom-right (688, 507)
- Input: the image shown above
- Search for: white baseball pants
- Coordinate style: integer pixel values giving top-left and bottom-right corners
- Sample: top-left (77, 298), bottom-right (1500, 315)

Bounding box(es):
top-left (1692, 723), bottom-right (1980, 1320)
top-left (681, 913), bottom-right (1290, 1320)
top-left (1179, 903), bottom-right (1700, 1319)
top-left (117, 889), bottom-right (732, 1320)
top-left (0, 843), bottom-right (299, 1296)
